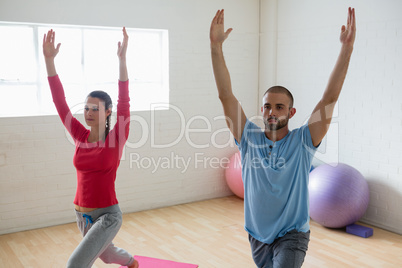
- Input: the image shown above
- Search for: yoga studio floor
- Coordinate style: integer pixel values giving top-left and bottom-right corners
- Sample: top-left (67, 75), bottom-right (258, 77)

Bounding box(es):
top-left (0, 196), bottom-right (401, 268)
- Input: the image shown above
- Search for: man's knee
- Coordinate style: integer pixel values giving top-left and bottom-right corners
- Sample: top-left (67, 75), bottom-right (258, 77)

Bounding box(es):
top-left (249, 234), bottom-right (274, 268)
top-left (272, 231), bottom-right (309, 268)
top-left (273, 247), bottom-right (306, 268)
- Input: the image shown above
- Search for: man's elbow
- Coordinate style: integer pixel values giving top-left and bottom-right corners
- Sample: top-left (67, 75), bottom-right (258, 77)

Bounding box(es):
top-left (320, 95), bottom-right (339, 107)
top-left (218, 93), bottom-right (230, 102)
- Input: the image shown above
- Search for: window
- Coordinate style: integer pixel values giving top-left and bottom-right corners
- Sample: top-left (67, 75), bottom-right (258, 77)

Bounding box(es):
top-left (0, 22), bottom-right (169, 117)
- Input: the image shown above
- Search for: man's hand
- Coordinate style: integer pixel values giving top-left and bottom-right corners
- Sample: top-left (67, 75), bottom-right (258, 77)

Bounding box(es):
top-left (340, 7), bottom-right (356, 48)
top-left (210, 9), bottom-right (233, 45)
top-left (210, 9), bottom-right (247, 143)
top-left (308, 7), bottom-right (357, 147)
top-left (43, 29), bottom-right (61, 59)
top-left (117, 27), bottom-right (129, 60)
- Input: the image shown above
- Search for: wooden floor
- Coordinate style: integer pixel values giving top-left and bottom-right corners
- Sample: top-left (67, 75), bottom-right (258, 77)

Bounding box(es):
top-left (0, 196), bottom-right (401, 268)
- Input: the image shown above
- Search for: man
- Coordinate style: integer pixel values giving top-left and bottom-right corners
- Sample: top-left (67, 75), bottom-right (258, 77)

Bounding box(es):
top-left (210, 8), bottom-right (356, 268)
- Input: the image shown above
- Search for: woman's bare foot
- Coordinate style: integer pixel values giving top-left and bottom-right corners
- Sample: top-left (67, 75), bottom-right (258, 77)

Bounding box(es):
top-left (128, 259), bottom-right (139, 268)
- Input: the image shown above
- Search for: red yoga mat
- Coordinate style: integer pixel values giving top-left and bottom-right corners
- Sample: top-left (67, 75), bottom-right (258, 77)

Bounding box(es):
top-left (120, 255), bottom-right (199, 268)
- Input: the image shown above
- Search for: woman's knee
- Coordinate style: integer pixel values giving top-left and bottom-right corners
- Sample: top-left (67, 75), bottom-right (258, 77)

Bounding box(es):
top-left (67, 254), bottom-right (86, 268)
top-left (99, 253), bottom-right (114, 264)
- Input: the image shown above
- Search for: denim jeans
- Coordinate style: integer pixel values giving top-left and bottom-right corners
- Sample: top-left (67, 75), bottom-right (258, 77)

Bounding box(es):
top-left (249, 230), bottom-right (310, 268)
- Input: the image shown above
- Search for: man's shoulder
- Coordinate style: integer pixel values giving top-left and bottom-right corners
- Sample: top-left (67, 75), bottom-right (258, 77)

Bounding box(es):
top-left (288, 123), bottom-right (309, 136)
top-left (283, 124), bottom-right (310, 146)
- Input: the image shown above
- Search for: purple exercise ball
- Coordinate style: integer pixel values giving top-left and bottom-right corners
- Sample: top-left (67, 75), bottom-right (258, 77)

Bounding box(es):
top-left (309, 163), bottom-right (370, 228)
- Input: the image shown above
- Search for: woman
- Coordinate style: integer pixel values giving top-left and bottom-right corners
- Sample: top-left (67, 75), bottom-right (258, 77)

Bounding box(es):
top-left (43, 27), bottom-right (139, 268)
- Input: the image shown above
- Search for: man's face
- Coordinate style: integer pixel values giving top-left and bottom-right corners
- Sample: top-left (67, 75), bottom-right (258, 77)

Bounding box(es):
top-left (261, 93), bottom-right (295, 131)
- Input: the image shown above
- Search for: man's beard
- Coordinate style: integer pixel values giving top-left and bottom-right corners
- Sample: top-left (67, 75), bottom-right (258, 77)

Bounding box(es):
top-left (264, 115), bottom-right (289, 131)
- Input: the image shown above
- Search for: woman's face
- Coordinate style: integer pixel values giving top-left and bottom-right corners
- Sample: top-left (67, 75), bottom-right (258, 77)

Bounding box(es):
top-left (84, 97), bottom-right (111, 128)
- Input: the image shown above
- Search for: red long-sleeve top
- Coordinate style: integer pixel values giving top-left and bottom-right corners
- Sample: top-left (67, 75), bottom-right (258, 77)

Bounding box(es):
top-left (48, 75), bottom-right (130, 208)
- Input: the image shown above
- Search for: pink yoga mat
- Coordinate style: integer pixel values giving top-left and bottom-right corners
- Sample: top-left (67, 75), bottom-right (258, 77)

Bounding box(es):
top-left (120, 255), bottom-right (198, 268)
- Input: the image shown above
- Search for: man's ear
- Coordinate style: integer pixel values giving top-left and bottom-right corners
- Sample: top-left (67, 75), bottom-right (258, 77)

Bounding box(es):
top-left (289, 107), bottom-right (296, 119)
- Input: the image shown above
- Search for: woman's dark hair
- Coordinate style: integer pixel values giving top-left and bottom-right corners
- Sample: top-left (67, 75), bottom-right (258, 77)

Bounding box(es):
top-left (87, 91), bottom-right (113, 138)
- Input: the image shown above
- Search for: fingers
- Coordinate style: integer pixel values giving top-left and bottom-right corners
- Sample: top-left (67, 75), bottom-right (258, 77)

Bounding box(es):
top-left (213, 9), bottom-right (224, 25)
top-left (218, 9), bottom-right (224, 24)
top-left (46, 30), bottom-right (51, 43)
top-left (121, 27), bottom-right (129, 49)
top-left (212, 10), bottom-right (219, 24)
top-left (347, 7), bottom-right (356, 30)
top-left (122, 26), bottom-right (128, 39)
top-left (45, 29), bottom-right (55, 44)
top-left (52, 30), bottom-right (56, 44)
top-left (225, 28), bottom-right (233, 37)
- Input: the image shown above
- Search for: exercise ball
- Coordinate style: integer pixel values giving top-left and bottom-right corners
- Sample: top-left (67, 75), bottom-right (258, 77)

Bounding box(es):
top-left (225, 151), bottom-right (244, 199)
top-left (309, 163), bottom-right (369, 228)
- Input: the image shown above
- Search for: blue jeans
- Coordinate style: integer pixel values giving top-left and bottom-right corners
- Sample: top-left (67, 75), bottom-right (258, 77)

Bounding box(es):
top-left (67, 204), bottom-right (134, 268)
top-left (249, 230), bottom-right (310, 268)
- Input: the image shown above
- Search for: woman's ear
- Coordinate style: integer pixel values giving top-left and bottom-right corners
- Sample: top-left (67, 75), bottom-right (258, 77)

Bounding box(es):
top-left (106, 108), bottom-right (112, 117)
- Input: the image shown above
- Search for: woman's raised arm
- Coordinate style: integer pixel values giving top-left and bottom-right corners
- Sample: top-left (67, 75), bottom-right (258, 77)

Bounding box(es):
top-left (117, 27), bottom-right (129, 82)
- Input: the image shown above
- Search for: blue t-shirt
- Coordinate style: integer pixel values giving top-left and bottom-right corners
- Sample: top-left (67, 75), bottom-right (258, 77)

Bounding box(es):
top-left (236, 119), bottom-right (318, 244)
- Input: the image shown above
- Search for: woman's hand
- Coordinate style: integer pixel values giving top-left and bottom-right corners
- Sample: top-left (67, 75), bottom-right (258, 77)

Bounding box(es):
top-left (43, 29), bottom-right (61, 59)
top-left (43, 29), bottom-right (60, 76)
top-left (117, 27), bottom-right (129, 60)
top-left (118, 27), bottom-right (129, 81)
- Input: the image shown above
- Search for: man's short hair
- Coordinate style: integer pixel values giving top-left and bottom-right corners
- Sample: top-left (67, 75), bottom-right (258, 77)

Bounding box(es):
top-left (263, 86), bottom-right (294, 108)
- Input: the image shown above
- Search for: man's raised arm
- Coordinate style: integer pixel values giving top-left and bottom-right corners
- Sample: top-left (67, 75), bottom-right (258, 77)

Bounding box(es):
top-left (309, 7), bottom-right (356, 147)
top-left (210, 9), bottom-right (247, 143)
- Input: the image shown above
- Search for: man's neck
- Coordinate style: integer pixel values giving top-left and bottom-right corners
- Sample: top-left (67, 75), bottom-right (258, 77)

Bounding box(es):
top-left (264, 127), bottom-right (289, 142)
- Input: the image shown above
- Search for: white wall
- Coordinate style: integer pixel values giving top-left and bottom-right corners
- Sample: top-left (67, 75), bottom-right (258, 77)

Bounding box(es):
top-left (0, 0), bottom-right (260, 234)
top-left (263, 0), bottom-right (402, 234)
top-left (259, 0), bottom-right (278, 104)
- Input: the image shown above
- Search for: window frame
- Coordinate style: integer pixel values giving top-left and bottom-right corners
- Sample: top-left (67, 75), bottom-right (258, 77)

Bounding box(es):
top-left (0, 21), bottom-right (169, 118)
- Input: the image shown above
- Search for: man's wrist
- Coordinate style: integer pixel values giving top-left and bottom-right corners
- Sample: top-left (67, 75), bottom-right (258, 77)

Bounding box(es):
top-left (211, 43), bottom-right (224, 56)
top-left (44, 57), bottom-right (56, 62)
top-left (340, 44), bottom-right (354, 55)
top-left (211, 42), bottom-right (223, 50)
